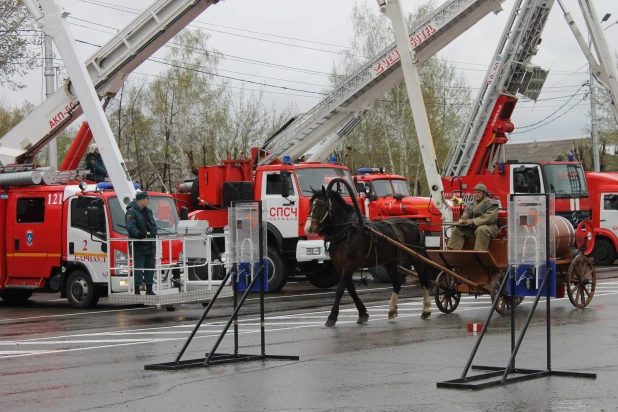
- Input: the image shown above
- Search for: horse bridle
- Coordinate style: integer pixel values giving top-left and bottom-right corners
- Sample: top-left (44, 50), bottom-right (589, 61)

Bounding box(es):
top-left (307, 197), bottom-right (332, 226)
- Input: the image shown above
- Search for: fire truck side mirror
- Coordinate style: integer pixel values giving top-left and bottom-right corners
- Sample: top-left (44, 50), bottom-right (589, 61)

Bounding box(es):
top-left (280, 170), bottom-right (290, 198)
top-left (179, 206), bottom-right (189, 221)
top-left (87, 206), bottom-right (99, 228)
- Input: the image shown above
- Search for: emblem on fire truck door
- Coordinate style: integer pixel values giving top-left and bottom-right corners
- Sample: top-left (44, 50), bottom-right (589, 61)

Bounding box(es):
top-left (26, 230), bottom-right (34, 246)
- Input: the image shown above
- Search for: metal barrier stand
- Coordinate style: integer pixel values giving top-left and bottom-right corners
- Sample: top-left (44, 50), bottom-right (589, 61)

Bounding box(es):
top-left (437, 193), bottom-right (596, 390)
top-left (144, 201), bottom-right (299, 370)
top-left (107, 235), bottom-right (232, 308)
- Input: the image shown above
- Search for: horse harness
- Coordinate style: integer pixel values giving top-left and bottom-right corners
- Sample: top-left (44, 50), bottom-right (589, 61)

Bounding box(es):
top-left (311, 194), bottom-right (425, 267)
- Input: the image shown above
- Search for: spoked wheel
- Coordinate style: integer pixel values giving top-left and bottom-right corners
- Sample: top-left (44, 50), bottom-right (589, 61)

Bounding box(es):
top-left (567, 253), bottom-right (596, 308)
top-left (434, 271), bottom-right (461, 314)
top-left (491, 270), bottom-right (524, 316)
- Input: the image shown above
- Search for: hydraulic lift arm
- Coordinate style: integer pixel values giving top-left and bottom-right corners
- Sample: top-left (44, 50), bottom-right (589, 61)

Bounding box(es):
top-left (557, 0), bottom-right (618, 123)
top-left (2, 0), bottom-right (219, 166)
top-left (378, 0), bottom-right (452, 222)
top-left (22, 0), bottom-right (136, 205)
top-left (257, 0), bottom-right (506, 166)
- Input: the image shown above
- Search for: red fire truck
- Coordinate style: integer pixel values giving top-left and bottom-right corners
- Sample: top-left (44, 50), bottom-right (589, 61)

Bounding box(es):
top-left (584, 172), bottom-right (618, 265)
top-left (173, 154), bottom-right (362, 292)
top-left (1, 0), bottom-right (221, 307)
top-left (0, 169), bottom-right (181, 308)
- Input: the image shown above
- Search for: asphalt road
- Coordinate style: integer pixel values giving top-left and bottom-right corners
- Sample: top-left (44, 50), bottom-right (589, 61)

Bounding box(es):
top-left (1, 271), bottom-right (617, 412)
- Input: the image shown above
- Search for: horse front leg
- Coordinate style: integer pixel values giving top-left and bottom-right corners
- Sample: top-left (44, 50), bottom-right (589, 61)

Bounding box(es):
top-left (346, 278), bottom-right (369, 324)
top-left (326, 272), bottom-right (349, 327)
top-left (387, 262), bottom-right (401, 319)
top-left (421, 285), bottom-right (431, 319)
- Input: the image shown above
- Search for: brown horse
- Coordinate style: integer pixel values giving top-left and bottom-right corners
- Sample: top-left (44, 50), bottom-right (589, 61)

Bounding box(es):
top-left (305, 186), bottom-right (435, 326)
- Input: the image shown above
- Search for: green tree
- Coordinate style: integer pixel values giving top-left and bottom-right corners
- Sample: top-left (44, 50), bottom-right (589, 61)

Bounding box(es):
top-left (0, 0), bottom-right (41, 90)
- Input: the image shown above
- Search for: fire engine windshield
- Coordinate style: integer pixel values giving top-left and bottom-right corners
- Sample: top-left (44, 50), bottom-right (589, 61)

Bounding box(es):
top-left (295, 167), bottom-right (354, 197)
top-left (372, 179), bottom-right (411, 197)
top-left (543, 164), bottom-right (588, 198)
top-left (108, 196), bottom-right (179, 235)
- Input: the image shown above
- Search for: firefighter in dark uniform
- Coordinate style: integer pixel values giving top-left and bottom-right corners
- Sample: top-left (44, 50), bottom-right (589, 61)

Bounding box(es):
top-left (447, 182), bottom-right (499, 251)
top-left (85, 143), bottom-right (108, 183)
top-left (125, 192), bottom-right (158, 295)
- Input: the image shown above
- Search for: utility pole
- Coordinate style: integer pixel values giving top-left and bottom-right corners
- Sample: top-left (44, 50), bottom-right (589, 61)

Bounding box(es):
top-left (590, 36), bottom-right (600, 172)
top-left (590, 12), bottom-right (611, 172)
top-left (44, 34), bottom-right (57, 168)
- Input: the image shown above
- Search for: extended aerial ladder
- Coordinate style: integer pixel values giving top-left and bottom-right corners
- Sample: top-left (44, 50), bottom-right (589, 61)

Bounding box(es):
top-left (2, 0), bottom-right (220, 170)
top-left (443, 0), bottom-right (618, 178)
top-left (257, 0), bottom-right (508, 168)
top-left (443, 0), bottom-right (554, 177)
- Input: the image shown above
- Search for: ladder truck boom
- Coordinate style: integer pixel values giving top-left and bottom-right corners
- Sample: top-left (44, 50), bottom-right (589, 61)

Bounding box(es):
top-left (378, 0), bottom-right (452, 223)
top-left (257, 0), bottom-right (506, 166)
top-left (23, 0), bottom-right (136, 204)
top-left (1, 0), bottom-right (220, 166)
top-left (557, 0), bottom-right (618, 123)
top-left (443, 0), bottom-right (555, 177)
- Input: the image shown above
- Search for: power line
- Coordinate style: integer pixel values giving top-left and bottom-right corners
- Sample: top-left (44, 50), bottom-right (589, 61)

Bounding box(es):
top-left (74, 0), bottom-right (595, 76)
top-left (514, 84), bottom-right (587, 130)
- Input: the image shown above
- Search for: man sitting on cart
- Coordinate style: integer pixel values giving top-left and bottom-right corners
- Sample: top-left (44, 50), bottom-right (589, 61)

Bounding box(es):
top-left (447, 182), bottom-right (499, 251)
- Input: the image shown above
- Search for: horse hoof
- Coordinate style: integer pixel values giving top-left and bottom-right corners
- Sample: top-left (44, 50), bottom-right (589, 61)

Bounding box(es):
top-left (325, 319), bottom-right (337, 327)
top-left (421, 311), bottom-right (431, 319)
top-left (388, 311), bottom-right (398, 319)
top-left (357, 314), bottom-right (369, 324)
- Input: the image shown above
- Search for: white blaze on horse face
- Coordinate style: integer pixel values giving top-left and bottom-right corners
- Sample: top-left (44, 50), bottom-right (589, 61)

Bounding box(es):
top-left (304, 219), bottom-right (314, 235)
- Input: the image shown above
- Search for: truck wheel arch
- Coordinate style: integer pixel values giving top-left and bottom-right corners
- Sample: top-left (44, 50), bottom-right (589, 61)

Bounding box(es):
top-left (61, 262), bottom-right (95, 298)
top-left (266, 222), bottom-right (284, 251)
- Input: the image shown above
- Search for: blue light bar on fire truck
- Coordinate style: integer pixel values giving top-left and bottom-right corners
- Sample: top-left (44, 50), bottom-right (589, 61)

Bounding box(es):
top-left (357, 167), bottom-right (386, 175)
top-left (96, 182), bottom-right (141, 191)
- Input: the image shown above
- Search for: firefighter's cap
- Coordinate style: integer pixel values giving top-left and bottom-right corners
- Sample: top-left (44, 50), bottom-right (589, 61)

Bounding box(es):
top-left (473, 182), bottom-right (488, 193)
top-left (136, 192), bottom-right (149, 201)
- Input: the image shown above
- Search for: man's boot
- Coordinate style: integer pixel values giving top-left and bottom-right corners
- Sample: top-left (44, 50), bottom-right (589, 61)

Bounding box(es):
top-left (134, 285), bottom-right (141, 295)
top-left (146, 284), bottom-right (155, 295)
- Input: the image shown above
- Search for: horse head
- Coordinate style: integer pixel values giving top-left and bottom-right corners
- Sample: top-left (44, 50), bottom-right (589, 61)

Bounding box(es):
top-left (305, 186), bottom-right (332, 235)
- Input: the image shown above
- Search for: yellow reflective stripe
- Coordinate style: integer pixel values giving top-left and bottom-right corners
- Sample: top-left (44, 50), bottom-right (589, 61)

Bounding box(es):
top-left (12, 253), bottom-right (61, 257)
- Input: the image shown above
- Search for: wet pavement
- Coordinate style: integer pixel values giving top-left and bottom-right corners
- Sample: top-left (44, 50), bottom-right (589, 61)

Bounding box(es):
top-left (1, 272), bottom-right (617, 411)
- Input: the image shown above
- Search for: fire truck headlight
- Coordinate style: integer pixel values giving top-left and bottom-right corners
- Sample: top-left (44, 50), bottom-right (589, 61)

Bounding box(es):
top-left (306, 247), bottom-right (321, 255)
top-left (79, 181), bottom-right (88, 191)
top-left (119, 280), bottom-right (128, 287)
top-left (218, 253), bottom-right (227, 263)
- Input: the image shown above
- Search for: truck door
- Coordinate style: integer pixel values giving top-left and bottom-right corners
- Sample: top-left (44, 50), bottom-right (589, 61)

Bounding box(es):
top-left (7, 195), bottom-right (49, 278)
top-left (66, 197), bottom-right (109, 283)
top-left (261, 172), bottom-right (299, 239)
top-left (600, 193), bottom-right (618, 238)
top-left (511, 164), bottom-right (544, 194)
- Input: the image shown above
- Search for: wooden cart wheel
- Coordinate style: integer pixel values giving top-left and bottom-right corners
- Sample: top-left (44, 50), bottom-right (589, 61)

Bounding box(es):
top-left (434, 271), bottom-right (461, 314)
top-left (567, 253), bottom-right (596, 308)
top-left (491, 270), bottom-right (524, 316)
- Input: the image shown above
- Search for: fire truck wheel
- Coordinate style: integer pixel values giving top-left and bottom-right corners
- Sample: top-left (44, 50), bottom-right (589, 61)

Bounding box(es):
top-left (0, 290), bottom-right (33, 304)
top-left (266, 246), bottom-right (288, 292)
top-left (66, 270), bottom-right (99, 309)
top-left (306, 263), bottom-right (340, 288)
top-left (592, 239), bottom-right (616, 266)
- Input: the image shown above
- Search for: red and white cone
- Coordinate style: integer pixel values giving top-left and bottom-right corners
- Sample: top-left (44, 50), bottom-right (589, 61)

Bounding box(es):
top-left (467, 323), bottom-right (483, 332)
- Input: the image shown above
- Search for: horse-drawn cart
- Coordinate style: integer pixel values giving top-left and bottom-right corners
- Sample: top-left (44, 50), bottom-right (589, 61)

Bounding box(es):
top-left (425, 216), bottom-right (597, 315)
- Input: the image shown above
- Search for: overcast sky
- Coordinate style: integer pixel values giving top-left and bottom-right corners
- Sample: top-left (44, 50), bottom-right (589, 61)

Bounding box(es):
top-left (4, 0), bottom-right (618, 145)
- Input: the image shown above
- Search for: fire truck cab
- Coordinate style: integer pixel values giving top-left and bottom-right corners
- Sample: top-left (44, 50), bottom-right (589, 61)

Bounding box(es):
top-left (585, 172), bottom-right (618, 265)
top-left (0, 176), bottom-right (182, 308)
top-left (174, 158), bottom-right (358, 291)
